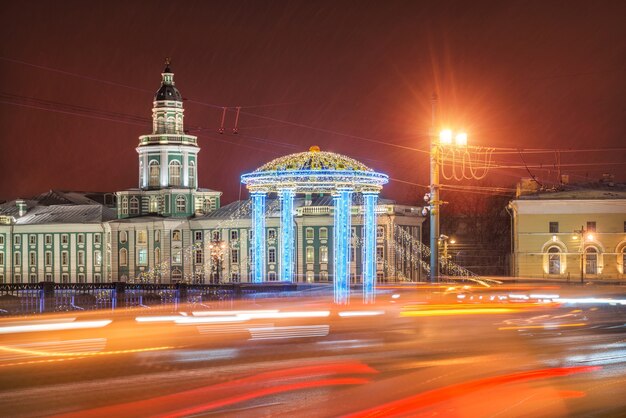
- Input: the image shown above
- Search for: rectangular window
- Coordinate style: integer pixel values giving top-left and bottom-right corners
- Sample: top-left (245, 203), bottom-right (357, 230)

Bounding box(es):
top-left (306, 228), bottom-right (314, 240)
top-left (45, 273), bottom-right (52, 281)
top-left (77, 234), bottom-right (84, 244)
top-left (61, 234), bottom-right (69, 245)
top-left (15, 274), bottom-right (22, 283)
top-left (29, 235), bottom-right (36, 245)
top-left (61, 251), bottom-right (69, 266)
top-left (137, 230), bottom-right (147, 245)
top-left (195, 231), bottom-right (203, 241)
top-left (94, 274), bottom-right (101, 283)
top-left (194, 249), bottom-right (203, 264)
top-left (376, 226), bottom-right (384, 239)
top-left (77, 251), bottom-right (85, 266)
top-left (376, 246), bottom-right (384, 262)
top-left (230, 230), bottom-right (238, 241)
top-left (93, 233), bottom-right (101, 244)
top-left (306, 247), bottom-right (314, 263)
top-left (172, 250), bottom-right (182, 264)
top-left (0, 253), bottom-right (4, 265)
top-left (61, 273), bottom-right (69, 283)
top-left (0, 235), bottom-right (4, 245)
top-left (319, 228), bottom-right (328, 240)
top-left (268, 248), bottom-right (276, 263)
top-left (587, 221), bottom-right (596, 232)
top-left (212, 230), bottom-right (220, 241)
top-left (0, 274), bottom-right (4, 283)
top-left (29, 274), bottom-right (37, 284)
top-left (138, 248), bottom-right (148, 265)
top-left (94, 250), bottom-right (102, 266)
top-left (78, 274), bottom-right (85, 283)
top-left (268, 229), bottom-right (276, 240)
top-left (14, 252), bottom-right (21, 266)
top-left (14, 235), bottom-right (21, 245)
top-left (45, 251), bottom-right (52, 266)
top-left (45, 234), bottom-right (52, 245)
top-left (549, 222), bottom-right (559, 233)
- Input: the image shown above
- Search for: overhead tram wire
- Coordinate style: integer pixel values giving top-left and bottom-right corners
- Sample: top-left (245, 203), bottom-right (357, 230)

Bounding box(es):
top-left (4, 56), bottom-right (626, 165)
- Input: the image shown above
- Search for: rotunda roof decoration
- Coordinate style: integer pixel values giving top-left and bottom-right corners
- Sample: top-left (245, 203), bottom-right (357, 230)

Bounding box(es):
top-left (254, 146), bottom-right (372, 173)
top-left (241, 146), bottom-right (389, 193)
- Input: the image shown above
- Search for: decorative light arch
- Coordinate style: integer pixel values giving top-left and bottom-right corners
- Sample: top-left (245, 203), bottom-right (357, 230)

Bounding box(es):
top-left (241, 146), bottom-right (389, 304)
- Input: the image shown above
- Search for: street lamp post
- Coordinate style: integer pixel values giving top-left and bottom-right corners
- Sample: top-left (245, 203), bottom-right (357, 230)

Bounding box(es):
top-left (426, 94), bottom-right (467, 282)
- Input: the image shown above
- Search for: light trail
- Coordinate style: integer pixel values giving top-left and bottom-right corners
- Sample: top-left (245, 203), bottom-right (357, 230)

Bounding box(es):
top-left (0, 320), bottom-right (112, 335)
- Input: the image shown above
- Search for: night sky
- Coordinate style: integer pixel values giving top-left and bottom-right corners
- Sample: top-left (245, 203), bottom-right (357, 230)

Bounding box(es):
top-left (1, 1), bottom-right (625, 205)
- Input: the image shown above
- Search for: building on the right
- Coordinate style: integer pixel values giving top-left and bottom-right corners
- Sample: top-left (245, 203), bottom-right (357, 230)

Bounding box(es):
top-left (508, 177), bottom-right (626, 280)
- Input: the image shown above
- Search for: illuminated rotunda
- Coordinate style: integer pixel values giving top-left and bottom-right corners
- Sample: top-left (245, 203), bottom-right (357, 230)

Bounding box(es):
top-left (242, 146), bottom-right (389, 303)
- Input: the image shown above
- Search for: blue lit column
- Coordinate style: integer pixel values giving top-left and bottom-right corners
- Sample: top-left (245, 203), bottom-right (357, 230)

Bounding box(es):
top-left (362, 191), bottom-right (379, 303)
top-left (333, 187), bottom-right (353, 304)
top-left (278, 188), bottom-right (295, 282)
top-left (251, 191), bottom-right (266, 283)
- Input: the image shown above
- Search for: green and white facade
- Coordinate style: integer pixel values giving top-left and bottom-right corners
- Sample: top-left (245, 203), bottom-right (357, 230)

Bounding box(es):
top-left (0, 64), bottom-right (424, 284)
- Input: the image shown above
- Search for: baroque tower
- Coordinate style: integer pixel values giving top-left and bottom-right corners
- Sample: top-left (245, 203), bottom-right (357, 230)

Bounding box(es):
top-left (116, 60), bottom-right (221, 218)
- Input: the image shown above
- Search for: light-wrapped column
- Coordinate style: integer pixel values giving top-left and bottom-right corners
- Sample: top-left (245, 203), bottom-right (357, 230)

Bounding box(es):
top-left (362, 192), bottom-right (378, 303)
top-left (279, 188), bottom-right (295, 282)
top-left (333, 187), bottom-right (353, 304)
top-left (251, 191), bottom-right (266, 283)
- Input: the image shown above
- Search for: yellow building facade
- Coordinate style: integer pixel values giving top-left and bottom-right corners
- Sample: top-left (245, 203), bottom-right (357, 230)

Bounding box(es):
top-left (509, 184), bottom-right (626, 280)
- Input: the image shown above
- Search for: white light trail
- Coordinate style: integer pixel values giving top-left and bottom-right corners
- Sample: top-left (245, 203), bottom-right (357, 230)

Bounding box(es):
top-left (0, 320), bottom-right (112, 335)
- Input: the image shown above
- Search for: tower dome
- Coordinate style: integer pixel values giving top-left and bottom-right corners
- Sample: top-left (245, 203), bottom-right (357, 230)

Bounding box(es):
top-left (154, 60), bottom-right (182, 102)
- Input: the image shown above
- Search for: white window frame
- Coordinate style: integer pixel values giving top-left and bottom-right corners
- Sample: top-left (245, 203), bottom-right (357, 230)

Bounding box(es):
top-left (149, 160), bottom-right (160, 187)
top-left (169, 160), bottom-right (182, 186)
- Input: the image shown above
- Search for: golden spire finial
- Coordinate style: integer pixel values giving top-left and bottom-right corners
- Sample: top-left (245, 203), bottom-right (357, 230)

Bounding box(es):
top-left (309, 145), bottom-right (321, 153)
top-left (165, 57), bottom-right (171, 66)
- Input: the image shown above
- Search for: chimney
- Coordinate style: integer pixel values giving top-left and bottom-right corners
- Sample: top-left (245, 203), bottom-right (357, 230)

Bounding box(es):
top-left (516, 178), bottom-right (539, 197)
top-left (16, 200), bottom-right (27, 217)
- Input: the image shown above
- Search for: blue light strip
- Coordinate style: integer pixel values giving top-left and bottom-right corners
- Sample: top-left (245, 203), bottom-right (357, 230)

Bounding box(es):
top-left (279, 188), bottom-right (295, 282)
top-left (333, 188), bottom-right (352, 304)
top-left (251, 191), bottom-right (266, 283)
top-left (362, 192), bottom-right (378, 303)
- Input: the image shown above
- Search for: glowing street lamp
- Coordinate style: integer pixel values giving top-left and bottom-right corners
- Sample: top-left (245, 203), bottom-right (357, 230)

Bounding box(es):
top-left (439, 129), bottom-right (467, 147)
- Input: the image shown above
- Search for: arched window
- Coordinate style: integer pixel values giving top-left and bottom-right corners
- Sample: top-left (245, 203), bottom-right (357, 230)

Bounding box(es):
top-left (171, 268), bottom-right (182, 282)
top-left (149, 196), bottom-right (158, 213)
top-left (130, 197), bottom-right (139, 215)
top-left (585, 247), bottom-right (598, 275)
top-left (319, 228), bottom-right (328, 240)
top-left (547, 246), bottom-right (561, 275)
top-left (319, 246), bottom-right (328, 263)
top-left (175, 195), bottom-right (186, 213)
top-left (306, 246), bottom-right (314, 263)
top-left (119, 231), bottom-right (127, 243)
top-left (169, 160), bottom-right (181, 186)
top-left (119, 248), bottom-right (128, 266)
top-left (167, 117), bottom-right (175, 134)
top-left (268, 271), bottom-right (277, 281)
top-left (149, 160), bottom-right (160, 187)
top-left (121, 197), bottom-right (128, 215)
top-left (188, 161), bottom-right (195, 188)
top-left (139, 161), bottom-right (144, 187)
top-left (154, 248), bottom-right (161, 265)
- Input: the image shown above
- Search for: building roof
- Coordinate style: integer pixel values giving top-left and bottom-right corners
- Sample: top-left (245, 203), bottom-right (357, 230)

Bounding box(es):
top-left (516, 182), bottom-right (626, 200)
top-left (0, 190), bottom-right (115, 224)
top-left (15, 205), bottom-right (116, 225)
